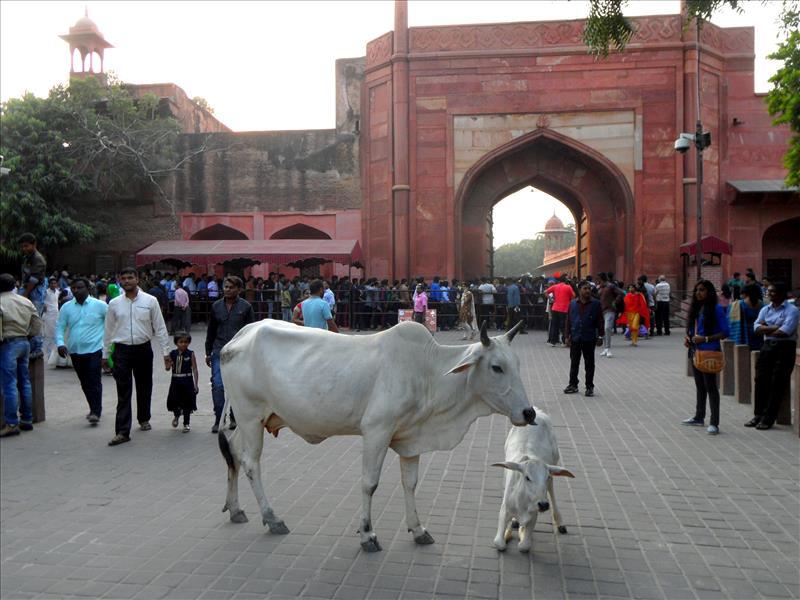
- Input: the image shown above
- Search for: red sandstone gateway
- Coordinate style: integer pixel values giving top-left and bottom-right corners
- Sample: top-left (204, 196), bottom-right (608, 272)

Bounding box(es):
top-left (361, 2), bottom-right (796, 287)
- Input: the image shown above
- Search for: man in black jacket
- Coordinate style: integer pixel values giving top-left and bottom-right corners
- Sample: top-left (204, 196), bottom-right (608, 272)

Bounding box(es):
top-left (205, 276), bottom-right (256, 433)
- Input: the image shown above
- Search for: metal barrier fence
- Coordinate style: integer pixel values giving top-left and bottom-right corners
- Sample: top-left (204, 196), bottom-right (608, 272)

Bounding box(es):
top-left (162, 290), bottom-right (555, 332)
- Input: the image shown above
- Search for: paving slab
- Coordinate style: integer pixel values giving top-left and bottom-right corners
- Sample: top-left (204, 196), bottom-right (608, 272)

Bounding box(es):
top-left (2, 326), bottom-right (798, 599)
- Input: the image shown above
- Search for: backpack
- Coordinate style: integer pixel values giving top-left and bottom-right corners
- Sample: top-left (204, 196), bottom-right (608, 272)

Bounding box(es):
top-left (613, 288), bottom-right (625, 313)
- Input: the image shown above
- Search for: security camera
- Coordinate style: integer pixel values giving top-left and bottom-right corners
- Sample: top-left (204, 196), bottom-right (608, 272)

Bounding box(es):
top-left (674, 137), bottom-right (691, 153)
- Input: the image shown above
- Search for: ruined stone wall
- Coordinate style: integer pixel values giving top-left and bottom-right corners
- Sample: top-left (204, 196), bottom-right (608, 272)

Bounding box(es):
top-left (129, 83), bottom-right (231, 133)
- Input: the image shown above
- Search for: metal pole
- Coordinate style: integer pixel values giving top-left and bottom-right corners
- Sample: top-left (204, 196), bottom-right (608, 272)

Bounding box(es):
top-left (696, 118), bottom-right (703, 284)
top-left (694, 19), bottom-right (703, 285)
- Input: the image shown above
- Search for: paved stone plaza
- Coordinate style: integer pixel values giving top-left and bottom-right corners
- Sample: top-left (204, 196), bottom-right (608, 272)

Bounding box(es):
top-left (1, 327), bottom-right (798, 600)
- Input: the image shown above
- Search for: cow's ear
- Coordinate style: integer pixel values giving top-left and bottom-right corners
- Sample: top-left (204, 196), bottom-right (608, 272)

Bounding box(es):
top-left (445, 360), bottom-right (476, 375)
top-left (492, 461), bottom-right (524, 473)
top-left (548, 465), bottom-right (576, 478)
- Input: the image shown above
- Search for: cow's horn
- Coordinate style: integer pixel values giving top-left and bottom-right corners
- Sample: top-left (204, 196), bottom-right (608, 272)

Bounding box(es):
top-left (506, 320), bottom-right (523, 343)
top-left (480, 320), bottom-right (491, 347)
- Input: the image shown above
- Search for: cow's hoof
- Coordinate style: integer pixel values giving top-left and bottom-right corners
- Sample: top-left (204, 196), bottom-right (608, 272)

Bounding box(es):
top-left (558, 525), bottom-right (568, 534)
top-left (360, 537), bottom-right (382, 552)
top-left (230, 510), bottom-right (248, 524)
top-left (518, 545), bottom-right (531, 553)
top-left (268, 520), bottom-right (290, 535)
top-left (493, 541), bottom-right (507, 552)
top-left (414, 531), bottom-right (435, 545)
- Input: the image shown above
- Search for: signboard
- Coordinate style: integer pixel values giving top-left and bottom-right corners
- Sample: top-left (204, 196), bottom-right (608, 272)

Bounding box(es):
top-left (398, 309), bottom-right (437, 333)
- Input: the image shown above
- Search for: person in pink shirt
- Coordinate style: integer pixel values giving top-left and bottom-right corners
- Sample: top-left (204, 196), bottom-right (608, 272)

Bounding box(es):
top-left (545, 276), bottom-right (576, 346)
top-left (171, 280), bottom-right (191, 335)
top-left (412, 284), bottom-right (428, 325)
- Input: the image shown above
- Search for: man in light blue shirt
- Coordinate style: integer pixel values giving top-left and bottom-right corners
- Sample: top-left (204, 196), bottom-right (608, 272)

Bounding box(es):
top-left (56, 277), bottom-right (108, 424)
top-left (747, 281), bottom-right (799, 430)
top-left (301, 280), bottom-right (339, 332)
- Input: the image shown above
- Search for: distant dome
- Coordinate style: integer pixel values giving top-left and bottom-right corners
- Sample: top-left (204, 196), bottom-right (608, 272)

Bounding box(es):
top-left (73, 15), bottom-right (98, 31)
top-left (544, 214), bottom-right (565, 230)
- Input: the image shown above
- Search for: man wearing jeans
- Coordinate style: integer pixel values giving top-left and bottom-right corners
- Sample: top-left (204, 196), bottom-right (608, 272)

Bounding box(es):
top-left (205, 276), bottom-right (255, 433)
top-left (56, 277), bottom-right (107, 425)
top-left (598, 272), bottom-right (624, 357)
top-left (0, 273), bottom-right (42, 437)
top-left (103, 268), bottom-right (172, 446)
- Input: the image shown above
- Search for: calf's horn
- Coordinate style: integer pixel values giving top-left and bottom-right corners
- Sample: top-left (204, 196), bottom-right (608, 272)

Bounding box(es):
top-left (506, 320), bottom-right (523, 343)
top-left (480, 320), bottom-right (491, 347)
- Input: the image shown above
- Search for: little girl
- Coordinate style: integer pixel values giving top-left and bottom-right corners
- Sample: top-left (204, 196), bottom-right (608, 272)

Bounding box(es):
top-left (167, 332), bottom-right (198, 432)
top-left (412, 284), bottom-right (428, 326)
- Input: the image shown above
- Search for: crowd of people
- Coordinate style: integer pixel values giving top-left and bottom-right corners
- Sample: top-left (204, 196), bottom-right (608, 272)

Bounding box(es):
top-left (1, 232), bottom-right (797, 441)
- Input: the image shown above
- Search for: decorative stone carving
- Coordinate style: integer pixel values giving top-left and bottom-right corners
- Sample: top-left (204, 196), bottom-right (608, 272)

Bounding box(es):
top-left (366, 32), bottom-right (393, 68)
top-left (536, 114), bottom-right (551, 129)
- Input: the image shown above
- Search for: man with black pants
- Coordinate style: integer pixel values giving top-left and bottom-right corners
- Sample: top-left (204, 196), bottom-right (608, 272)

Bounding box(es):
top-left (747, 281), bottom-right (799, 430)
top-left (563, 281), bottom-right (604, 397)
top-left (56, 277), bottom-right (107, 425)
top-left (103, 268), bottom-right (172, 446)
top-left (205, 276), bottom-right (256, 433)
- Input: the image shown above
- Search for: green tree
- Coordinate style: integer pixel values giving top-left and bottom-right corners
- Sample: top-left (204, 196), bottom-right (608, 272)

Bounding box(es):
top-left (192, 96), bottom-right (215, 114)
top-left (767, 5), bottom-right (800, 186)
top-left (584, 0), bottom-right (799, 186)
top-left (494, 237), bottom-right (545, 277)
top-left (0, 77), bottom-right (183, 260)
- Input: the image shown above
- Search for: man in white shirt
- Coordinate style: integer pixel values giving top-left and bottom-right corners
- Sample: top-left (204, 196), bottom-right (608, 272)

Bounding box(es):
top-left (103, 267), bottom-right (172, 446)
top-left (323, 281), bottom-right (336, 315)
top-left (654, 275), bottom-right (672, 336)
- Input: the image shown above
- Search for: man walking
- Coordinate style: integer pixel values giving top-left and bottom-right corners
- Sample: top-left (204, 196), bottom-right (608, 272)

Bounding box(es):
top-left (598, 272), bottom-right (623, 357)
top-left (654, 275), bottom-right (671, 336)
top-left (302, 280), bottom-right (340, 332)
top-left (104, 267), bottom-right (172, 446)
top-left (545, 275), bottom-right (575, 346)
top-left (205, 276), bottom-right (256, 433)
top-left (563, 281), bottom-right (604, 397)
top-left (56, 277), bottom-right (108, 425)
top-left (747, 281), bottom-right (799, 430)
top-left (505, 278), bottom-right (522, 332)
top-left (0, 273), bottom-right (42, 437)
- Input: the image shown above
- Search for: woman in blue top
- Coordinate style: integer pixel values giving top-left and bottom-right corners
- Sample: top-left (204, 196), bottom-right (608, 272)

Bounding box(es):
top-left (682, 280), bottom-right (730, 435)
top-left (727, 284), bottom-right (764, 350)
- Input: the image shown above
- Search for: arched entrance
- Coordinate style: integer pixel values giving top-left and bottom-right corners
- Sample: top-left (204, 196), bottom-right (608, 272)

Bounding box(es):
top-left (762, 217), bottom-right (800, 291)
top-left (190, 223), bottom-right (248, 240)
top-left (455, 129), bottom-right (634, 282)
top-left (270, 223), bottom-right (331, 240)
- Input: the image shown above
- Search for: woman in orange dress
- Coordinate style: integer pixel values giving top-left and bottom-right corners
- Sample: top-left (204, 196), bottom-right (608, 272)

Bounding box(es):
top-left (617, 284), bottom-right (650, 346)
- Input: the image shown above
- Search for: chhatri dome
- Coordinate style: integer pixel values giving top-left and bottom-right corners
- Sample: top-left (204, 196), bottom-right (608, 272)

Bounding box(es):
top-left (544, 213), bottom-right (565, 231)
top-left (59, 9), bottom-right (113, 80)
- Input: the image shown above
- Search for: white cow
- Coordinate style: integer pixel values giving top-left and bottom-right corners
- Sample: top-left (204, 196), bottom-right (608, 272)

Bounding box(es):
top-left (492, 409), bottom-right (575, 552)
top-left (217, 319), bottom-right (535, 552)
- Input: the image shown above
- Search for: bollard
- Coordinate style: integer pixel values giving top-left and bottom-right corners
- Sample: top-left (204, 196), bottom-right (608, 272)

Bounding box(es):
top-left (721, 340), bottom-right (734, 395)
top-left (734, 345), bottom-right (751, 404)
top-left (30, 356), bottom-right (45, 423)
top-left (794, 350), bottom-right (800, 438)
top-left (750, 350), bottom-right (760, 408)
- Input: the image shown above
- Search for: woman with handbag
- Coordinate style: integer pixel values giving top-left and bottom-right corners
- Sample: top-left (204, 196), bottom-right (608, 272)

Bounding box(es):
top-left (682, 280), bottom-right (730, 435)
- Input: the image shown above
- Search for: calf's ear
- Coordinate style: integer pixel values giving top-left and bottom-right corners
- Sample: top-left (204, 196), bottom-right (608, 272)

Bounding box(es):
top-left (491, 461), bottom-right (524, 473)
top-left (548, 465), bottom-right (576, 478)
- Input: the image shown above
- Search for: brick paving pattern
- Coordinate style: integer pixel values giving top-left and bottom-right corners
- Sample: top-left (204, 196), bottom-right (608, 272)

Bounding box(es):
top-left (2, 326), bottom-right (798, 599)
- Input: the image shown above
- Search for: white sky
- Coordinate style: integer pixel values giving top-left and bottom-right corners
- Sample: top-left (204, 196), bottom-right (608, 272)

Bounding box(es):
top-left (1, 0), bottom-right (786, 247)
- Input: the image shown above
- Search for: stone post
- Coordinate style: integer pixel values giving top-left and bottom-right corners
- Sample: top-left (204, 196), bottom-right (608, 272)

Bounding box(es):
top-left (750, 350), bottom-right (759, 409)
top-left (733, 345), bottom-right (751, 404)
top-left (31, 356), bottom-right (45, 423)
top-left (794, 350), bottom-right (799, 437)
top-left (721, 339), bottom-right (734, 395)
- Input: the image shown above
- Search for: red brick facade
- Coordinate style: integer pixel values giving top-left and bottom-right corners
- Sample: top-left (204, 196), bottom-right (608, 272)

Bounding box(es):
top-left (361, 3), bottom-right (796, 287)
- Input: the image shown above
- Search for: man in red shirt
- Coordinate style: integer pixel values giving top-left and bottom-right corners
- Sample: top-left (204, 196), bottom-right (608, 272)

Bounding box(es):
top-left (545, 276), bottom-right (575, 346)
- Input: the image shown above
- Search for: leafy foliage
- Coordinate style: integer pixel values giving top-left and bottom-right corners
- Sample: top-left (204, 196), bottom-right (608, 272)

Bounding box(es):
top-left (583, 0), bottom-right (634, 58)
top-left (0, 78), bottom-right (182, 260)
top-left (192, 96), bottom-right (215, 114)
top-left (766, 3), bottom-right (800, 186)
top-left (494, 238), bottom-right (545, 277)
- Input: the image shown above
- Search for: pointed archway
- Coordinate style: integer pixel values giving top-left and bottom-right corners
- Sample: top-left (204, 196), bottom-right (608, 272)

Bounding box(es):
top-left (270, 223), bottom-right (331, 240)
top-left (455, 129), bottom-right (634, 281)
top-left (190, 224), bottom-right (248, 240)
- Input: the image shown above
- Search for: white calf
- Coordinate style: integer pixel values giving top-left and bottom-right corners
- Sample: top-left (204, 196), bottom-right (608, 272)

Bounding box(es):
top-left (492, 410), bottom-right (575, 552)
